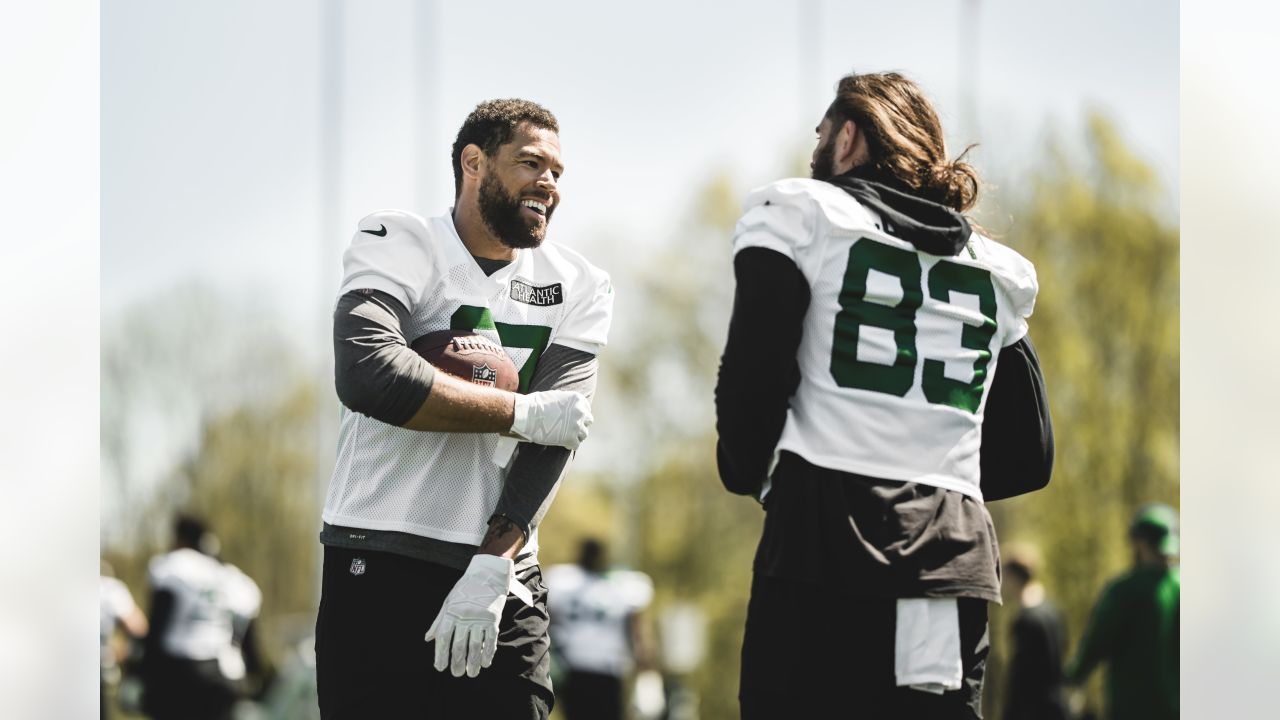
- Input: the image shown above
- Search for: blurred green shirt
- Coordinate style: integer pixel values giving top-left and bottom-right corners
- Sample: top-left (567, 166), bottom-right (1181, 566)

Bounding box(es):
top-left (1065, 564), bottom-right (1179, 720)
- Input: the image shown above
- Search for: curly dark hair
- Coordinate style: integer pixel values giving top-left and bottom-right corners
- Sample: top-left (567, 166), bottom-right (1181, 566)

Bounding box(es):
top-left (451, 99), bottom-right (559, 198)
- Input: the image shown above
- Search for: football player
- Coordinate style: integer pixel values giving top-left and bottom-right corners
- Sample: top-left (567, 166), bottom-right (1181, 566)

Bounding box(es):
top-left (100, 561), bottom-right (147, 720)
top-left (715, 72), bottom-right (1054, 718)
top-left (317, 99), bottom-right (612, 719)
top-left (140, 516), bottom-right (263, 720)
top-left (545, 539), bottom-right (656, 720)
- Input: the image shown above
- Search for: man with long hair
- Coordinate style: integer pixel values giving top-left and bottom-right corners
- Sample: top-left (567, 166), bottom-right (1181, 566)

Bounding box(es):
top-left (715, 72), bottom-right (1054, 718)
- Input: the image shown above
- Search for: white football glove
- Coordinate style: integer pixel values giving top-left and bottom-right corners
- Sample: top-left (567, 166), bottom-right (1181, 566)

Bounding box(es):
top-left (509, 390), bottom-right (592, 450)
top-left (424, 554), bottom-right (513, 678)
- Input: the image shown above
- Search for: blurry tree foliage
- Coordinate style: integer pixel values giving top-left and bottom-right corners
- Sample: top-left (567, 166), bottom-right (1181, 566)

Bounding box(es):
top-left (102, 284), bottom-right (307, 547)
top-left (980, 113), bottom-right (1179, 716)
top-left (102, 287), bottom-right (322, 667)
top-left (175, 383), bottom-right (322, 648)
top-left (543, 171), bottom-right (765, 720)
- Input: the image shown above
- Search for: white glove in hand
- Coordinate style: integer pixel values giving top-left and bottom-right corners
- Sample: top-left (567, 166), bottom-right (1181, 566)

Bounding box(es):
top-left (509, 390), bottom-right (592, 450)
top-left (424, 554), bottom-right (513, 678)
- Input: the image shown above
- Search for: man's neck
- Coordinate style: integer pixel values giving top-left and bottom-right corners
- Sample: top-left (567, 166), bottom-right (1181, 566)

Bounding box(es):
top-left (452, 204), bottom-right (516, 261)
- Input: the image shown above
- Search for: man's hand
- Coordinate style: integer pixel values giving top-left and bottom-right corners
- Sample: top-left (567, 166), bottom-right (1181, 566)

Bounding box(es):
top-left (509, 390), bottom-right (592, 450)
top-left (424, 555), bottom-right (513, 677)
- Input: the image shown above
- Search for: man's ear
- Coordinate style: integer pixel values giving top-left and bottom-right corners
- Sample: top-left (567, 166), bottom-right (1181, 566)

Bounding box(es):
top-left (834, 119), bottom-right (860, 169)
top-left (460, 144), bottom-right (485, 183)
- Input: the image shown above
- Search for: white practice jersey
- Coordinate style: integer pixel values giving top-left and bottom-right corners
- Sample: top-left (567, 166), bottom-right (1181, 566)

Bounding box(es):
top-left (732, 179), bottom-right (1038, 500)
top-left (323, 209), bottom-right (613, 550)
top-left (546, 565), bottom-right (653, 677)
top-left (148, 549), bottom-right (262, 666)
top-left (100, 576), bottom-right (139, 670)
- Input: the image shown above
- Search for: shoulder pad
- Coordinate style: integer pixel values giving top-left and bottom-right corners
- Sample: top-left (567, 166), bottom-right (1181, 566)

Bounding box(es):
top-left (970, 232), bottom-right (1039, 320)
top-left (741, 178), bottom-right (829, 212)
top-left (357, 209), bottom-right (432, 239)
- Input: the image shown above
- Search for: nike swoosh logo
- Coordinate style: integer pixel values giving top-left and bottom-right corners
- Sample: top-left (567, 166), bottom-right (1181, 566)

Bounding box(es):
top-left (362, 224), bottom-right (388, 237)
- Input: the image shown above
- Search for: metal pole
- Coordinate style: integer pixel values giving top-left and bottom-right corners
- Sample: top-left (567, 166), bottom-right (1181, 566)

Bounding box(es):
top-left (316, 0), bottom-right (344, 602)
top-left (799, 0), bottom-right (822, 125)
top-left (958, 0), bottom-right (981, 146)
top-left (414, 0), bottom-right (438, 208)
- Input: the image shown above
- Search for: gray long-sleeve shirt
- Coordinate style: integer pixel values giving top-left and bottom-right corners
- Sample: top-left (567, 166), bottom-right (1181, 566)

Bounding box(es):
top-left (323, 287), bottom-right (597, 570)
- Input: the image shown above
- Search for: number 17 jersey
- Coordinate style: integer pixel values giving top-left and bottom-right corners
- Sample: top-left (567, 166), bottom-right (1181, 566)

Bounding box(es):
top-left (732, 179), bottom-right (1038, 501)
top-left (324, 209), bottom-right (613, 547)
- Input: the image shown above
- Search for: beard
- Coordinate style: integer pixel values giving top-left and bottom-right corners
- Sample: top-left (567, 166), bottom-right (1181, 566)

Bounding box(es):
top-left (811, 137), bottom-right (837, 181)
top-left (478, 171), bottom-right (550, 250)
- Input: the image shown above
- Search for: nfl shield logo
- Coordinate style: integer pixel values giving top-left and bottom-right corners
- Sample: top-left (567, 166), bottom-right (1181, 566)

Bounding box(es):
top-left (472, 363), bottom-right (498, 387)
top-left (349, 558), bottom-right (367, 576)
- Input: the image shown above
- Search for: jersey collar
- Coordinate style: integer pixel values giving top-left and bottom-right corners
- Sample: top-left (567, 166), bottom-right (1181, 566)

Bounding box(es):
top-left (441, 209), bottom-right (529, 295)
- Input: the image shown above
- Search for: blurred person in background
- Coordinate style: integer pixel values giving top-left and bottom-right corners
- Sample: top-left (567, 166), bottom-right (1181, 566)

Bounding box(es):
top-left (140, 514), bottom-right (264, 720)
top-left (545, 538), bottom-right (658, 720)
top-left (317, 98), bottom-right (612, 719)
top-left (100, 560), bottom-right (147, 720)
top-left (715, 71), bottom-right (1054, 718)
top-left (1000, 544), bottom-right (1069, 720)
top-left (1064, 503), bottom-right (1179, 720)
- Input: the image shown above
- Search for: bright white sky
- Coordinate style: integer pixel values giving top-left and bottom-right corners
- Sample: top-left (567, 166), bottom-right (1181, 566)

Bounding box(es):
top-left (102, 0), bottom-right (1178, 357)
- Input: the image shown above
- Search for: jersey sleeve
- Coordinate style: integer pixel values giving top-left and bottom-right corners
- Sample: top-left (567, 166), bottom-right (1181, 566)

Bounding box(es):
top-left (223, 565), bottom-right (262, 620)
top-left (618, 571), bottom-right (654, 612)
top-left (103, 577), bottom-right (137, 619)
top-left (972, 234), bottom-right (1039, 346)
top-left (1001, 263), bottom-right (1038, 345)
top-left (146, 555), bottom-right (170, 590)
top-left (731, 180), bottom-right (821, 266)
top-left (552, 264), bottom-right (614, 355)
top-left (338, 210), bottom-right (437, 313)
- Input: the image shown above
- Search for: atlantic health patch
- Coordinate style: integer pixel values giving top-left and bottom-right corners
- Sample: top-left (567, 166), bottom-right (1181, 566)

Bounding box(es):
top-left (509, 277), bottom-right (564, 306)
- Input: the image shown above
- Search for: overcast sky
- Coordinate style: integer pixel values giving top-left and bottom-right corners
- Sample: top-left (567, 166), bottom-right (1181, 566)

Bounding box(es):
top-left (102, 0), bottom-right (1178, 357)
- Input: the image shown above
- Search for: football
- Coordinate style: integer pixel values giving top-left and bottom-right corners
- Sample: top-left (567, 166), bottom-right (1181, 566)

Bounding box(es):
top-left (410, 330), bottom-right (519, 392)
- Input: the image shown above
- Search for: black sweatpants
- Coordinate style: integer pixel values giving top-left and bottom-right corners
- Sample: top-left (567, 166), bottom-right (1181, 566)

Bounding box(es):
top-left (740, 574), bottom-right (989, 719)
top-left (315, 545), bottom-right (554, 719)
top-left (560, 669), bottom-right (623, 720)
top-left (141, 657), bottom-right (237, 720)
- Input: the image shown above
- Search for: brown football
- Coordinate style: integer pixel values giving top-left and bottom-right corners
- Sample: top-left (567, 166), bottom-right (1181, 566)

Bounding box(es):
top-left (410, 330), bottom-right (520, 392)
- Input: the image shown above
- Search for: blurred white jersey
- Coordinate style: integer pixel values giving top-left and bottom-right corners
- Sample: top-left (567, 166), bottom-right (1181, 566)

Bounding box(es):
top-left (546, 565), bottom-right (653, 677)
top-left (148, 548), bottom-right (261, 679)
top-left (323, 210), bottom-right (614, 551)
top-left (100, 576), bottom-right (139, 671)
top-left (732, 179), bottom-right (1038, 500)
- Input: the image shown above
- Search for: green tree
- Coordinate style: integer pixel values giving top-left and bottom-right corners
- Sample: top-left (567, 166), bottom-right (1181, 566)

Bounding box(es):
top-left (102, 284), bottom-right (308, 548)
top-left (555, 172), bottom-right (763, 720)
top-left (173, 381), bottom-right (323, 656)
top-left (981, 113), bottom-right (1179, 717)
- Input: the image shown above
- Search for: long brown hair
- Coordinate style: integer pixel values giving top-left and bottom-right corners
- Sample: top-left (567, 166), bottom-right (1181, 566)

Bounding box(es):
top-left (827, 72), bottom-right (980, 213)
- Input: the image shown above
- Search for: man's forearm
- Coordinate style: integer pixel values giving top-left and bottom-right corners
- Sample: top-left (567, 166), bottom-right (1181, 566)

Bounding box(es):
top-left (477, 515), bottom-right (525, 559)
top-left (487, 344), bottom-right (598, 540)
top-left (335, 289), bottom-right (518, 433)
top-left (402, 371), bottom-right (517, 433)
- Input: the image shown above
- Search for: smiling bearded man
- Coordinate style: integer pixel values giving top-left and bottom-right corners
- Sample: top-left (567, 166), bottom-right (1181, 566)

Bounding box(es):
top-left (477, 155), bottom-right (555, 249)
top-left (315, 99), bottom-right (614, 719)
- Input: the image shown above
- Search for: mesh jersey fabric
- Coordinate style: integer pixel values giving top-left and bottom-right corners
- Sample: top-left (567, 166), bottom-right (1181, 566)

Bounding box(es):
top-left (324, 209), bottom-right (613, 551)
top-left (731, 178), bottom-right (1038, 500)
